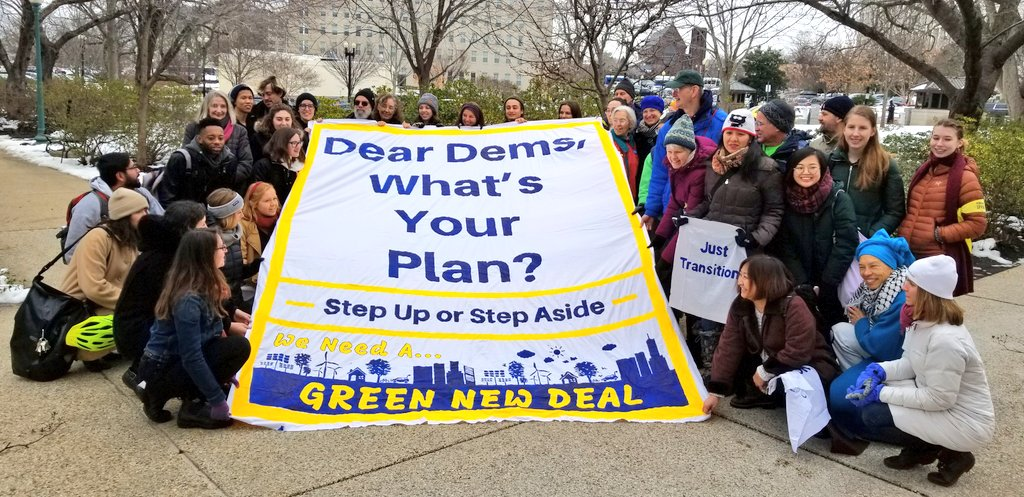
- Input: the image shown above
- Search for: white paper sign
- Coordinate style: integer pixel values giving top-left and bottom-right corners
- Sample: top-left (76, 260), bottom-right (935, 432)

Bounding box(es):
top-left (668, 218), bottom-right (746, 323)
top-left (767, 367), bottom-right (831, 453)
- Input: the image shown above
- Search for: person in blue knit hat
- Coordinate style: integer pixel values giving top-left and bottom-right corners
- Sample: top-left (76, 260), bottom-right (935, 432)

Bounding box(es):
top-left (826, 230), bottom-right (915, 453)
top-left (636, 95), bottom-right (666, 165)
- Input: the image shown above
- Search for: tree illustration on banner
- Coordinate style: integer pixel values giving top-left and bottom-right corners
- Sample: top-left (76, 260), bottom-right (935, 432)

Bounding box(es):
top-left (367, 359), bottom-right (392, 383)
top-left (295, 353), bottom-right (311, 376)
top-left (575, 361), bottom-right (598, 383)
top-left (508, 361), bottom-right (526, 384)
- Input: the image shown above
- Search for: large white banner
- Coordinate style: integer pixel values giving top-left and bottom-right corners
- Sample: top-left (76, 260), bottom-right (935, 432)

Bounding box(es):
top-left (230, 120), bottom-right (707, 430)
top-left (668, 218), bottom-right (746, 323)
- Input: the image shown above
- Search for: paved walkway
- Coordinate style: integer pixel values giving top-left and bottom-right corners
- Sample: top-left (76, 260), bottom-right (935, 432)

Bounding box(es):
top-left (1, 147), bottom-right (1021, 496)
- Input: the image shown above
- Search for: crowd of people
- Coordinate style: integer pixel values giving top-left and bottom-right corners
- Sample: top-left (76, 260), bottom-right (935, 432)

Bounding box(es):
top-left (50, 70), bottom-right (994, 485)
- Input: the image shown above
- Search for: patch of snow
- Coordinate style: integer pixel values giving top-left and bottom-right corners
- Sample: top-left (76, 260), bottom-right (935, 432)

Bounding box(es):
top-left (997, 215), bottom-right (1023, 232)
top-left (0, 135), bottom-right (95, 181)
top-left (0, 268), bottom-right (29, 305)
top-left (0, 117), bottom-right (19, 131)
top-left (974, 238), bottom-right (1016, 265)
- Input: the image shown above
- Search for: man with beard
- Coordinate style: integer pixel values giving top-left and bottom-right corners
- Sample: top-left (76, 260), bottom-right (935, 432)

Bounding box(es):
top-left (346, 88), bottom-right (376, 119)
top-left (155, 118), bottom-right (240, 207)
top-left (247, 76), bottom-right (286, 134)
top-left (809, 95), bottom-right (853, 154)
top-left (64, 152), bottom-right (164, 262)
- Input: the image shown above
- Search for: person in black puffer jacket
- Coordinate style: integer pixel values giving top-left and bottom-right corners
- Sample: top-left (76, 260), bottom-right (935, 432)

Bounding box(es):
top-left (252, 127), bottom-right (305, 206)
top-left (113, 201), bottom-right (207, 384)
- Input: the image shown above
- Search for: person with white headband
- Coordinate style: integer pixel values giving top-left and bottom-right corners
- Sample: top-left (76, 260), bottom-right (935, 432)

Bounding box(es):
top-left (206, 188), bottom-right (261, 312)
top-left (846, 255), bottom-right (994, 487)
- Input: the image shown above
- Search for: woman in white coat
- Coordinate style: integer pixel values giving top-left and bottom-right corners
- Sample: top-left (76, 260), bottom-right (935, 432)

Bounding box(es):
top-left (846, 255), bottom-right (994, 487)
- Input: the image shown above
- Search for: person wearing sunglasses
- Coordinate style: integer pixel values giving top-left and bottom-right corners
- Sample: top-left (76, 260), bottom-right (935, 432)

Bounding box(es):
top-left (346, 88), bottom-right (376, 120)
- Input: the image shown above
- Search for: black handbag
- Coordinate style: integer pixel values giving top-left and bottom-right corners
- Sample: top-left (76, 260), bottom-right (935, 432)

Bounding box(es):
top-left (10, 241), bottom-right (90, 381)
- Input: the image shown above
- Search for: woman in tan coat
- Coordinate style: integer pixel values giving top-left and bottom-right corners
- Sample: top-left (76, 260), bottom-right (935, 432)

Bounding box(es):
top-left (61, 188), bottom-right (149, 370)
top-left (898, 120), bottom-right (986, 296)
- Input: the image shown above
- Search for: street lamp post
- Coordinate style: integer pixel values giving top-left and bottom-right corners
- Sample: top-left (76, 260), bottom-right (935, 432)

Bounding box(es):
top-left (343, 42), bottom-right (356, 102)
top-left (31, 0), bottom-right (45, 143)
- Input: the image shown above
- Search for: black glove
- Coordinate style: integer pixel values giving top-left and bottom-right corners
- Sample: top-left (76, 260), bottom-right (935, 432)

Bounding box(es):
top-left (242, 258), bottom-right (264, 279)
top-left (672, 215), bottom-right (689, 228)
top-left (649, 234), bottom-right (667, 251)
top-left (734, 228), bottom-right (759, 249)
top-left (631, 203), bottom-right (646, 216)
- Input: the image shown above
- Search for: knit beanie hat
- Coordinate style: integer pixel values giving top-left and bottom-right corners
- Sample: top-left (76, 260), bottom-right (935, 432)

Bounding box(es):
top-left (722, 108), bottom-right (756, 137)
top-left (108, 188), bottom-right (149, 221)
top-left (664, 114), bottom-right (697, 151)
top-left (229, 84), bottom-right (252, 104)
top-left (640, 95), bottom-right (665, 114)
top-left (821, 95), bottom-right (854, 120)
top-left (355, 88), bottom-right (376, 107)
top-left (855, 230), bottom-right (915, 270)
top-left (207, 191), bottom-right (244, 219)
top-left (615, 78), bottom-right (636, 99)
top-left (907, 255), bottom-right (958, 300)
top-left (759, 99), bottom-right (796, 133)
top-left (294, 92), bottom-right (318, 111)
top-left (418, 93), bottom-right (439, 116)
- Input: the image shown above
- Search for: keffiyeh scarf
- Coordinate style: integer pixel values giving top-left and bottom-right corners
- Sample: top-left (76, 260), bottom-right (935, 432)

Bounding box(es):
top-left (848, 266), bottom-right (908, 321)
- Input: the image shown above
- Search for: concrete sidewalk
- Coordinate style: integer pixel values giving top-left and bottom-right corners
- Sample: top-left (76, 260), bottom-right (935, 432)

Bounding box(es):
top-left (1, 147), bottom-right (1021, 496)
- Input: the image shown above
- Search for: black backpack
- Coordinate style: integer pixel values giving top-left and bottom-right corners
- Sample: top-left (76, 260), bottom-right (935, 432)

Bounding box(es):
top-left (787, 285), bottom-right (830, 345)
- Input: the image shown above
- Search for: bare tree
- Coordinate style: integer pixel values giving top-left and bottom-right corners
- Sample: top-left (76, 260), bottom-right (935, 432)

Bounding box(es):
top-left (518, 0), bottom-right (685, 105)
top-left (259, 52), bottom-right (322, 93)
top-left (377, 34), bottom-right (409, 91)
top-left (323, 47), bottom-right (378, 99)
top-left (352, 0), bottom-right (532, 91)
top-left (215, 22), bottom-right (272, 86)
top-left (0, 0), bottom-right (128, 119)
top-left (793, 0), bottom-right (1024, 120)
top-left (696, 0), bottom-right (803, 108)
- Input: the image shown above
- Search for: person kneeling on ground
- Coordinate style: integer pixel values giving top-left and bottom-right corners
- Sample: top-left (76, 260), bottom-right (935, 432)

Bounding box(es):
top-left (114, 201), bottom-right (208, 391)
top-left (137, 229), bottom-right (252, 429)
top-left (847, 255), bottom-right (994, 487)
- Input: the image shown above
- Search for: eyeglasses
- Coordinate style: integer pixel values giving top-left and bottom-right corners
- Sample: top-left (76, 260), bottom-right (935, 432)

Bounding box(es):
top-left (298, 103), bottom-right (315, 109)
top-left (217, 246), bottom-right (228, 252)
top-left (793, 165), bottom-right (820, 172)
top-left (355, 100), bottom-right (371, 107)
top-left (288, 140), bottom-right (303, 146)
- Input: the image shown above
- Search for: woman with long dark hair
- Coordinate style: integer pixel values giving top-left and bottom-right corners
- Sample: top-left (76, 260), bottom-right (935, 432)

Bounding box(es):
top-left (138, 229), bottom-right (251, 429)
top-left (251, 127), bottom-right (306, 205)
top-left (249, 104), bottom-right (303, 163)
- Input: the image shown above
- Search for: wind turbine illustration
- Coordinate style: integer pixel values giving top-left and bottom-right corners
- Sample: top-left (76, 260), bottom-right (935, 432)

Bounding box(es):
top-left (530, 362), bottom-right (551, 385)
top-left (314, 351), bottom-right (341, 379)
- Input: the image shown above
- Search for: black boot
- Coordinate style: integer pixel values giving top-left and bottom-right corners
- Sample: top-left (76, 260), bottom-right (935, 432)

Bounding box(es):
top-left (927, 450), bottom-right (975, 487)
top-left (826, 422), bottom-right (869, 455)
top-left (121, 368), bottom-right (145, 402)
top-left (83, 359), bottom-right (113, 372)
top-left (177, 399), bottom-right (232, 430)
top-left (142, 388), bottom-right (173, 423)
top-left (883, 446), bottom-right (941, 469)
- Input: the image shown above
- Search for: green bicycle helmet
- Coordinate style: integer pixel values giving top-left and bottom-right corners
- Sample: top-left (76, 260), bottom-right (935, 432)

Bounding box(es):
top-left (65, 315), bottom-right (116, 352)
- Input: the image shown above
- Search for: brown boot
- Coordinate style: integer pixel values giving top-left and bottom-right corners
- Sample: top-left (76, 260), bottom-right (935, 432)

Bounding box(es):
top-left (927, 450), bottom-right (974, 486)
top-left (827, 422), bottom-right (869, 456)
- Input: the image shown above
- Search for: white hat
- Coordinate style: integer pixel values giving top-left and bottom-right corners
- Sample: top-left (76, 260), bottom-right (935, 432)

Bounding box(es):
top-left (722, 108), bottom-right (756, 137)
top-left (907, 255), bottom-right (958, 300)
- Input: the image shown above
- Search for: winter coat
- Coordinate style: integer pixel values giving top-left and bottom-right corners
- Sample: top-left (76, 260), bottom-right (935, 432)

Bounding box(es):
top-left (155, 140), bottom-right (239, 207)
top-left (708, 293), bottom-right (839, 396)
top-left (879, 320), bottom-right (995, 452)
top-left (252, 157), bottom-right (300, 206)
top-left (644, 91), bottom-right (727, 217)
top-left (767, 129), bottom-right (812, 172)
top-left (213, 224), bottom-right (246, 307)
top-left (611, 132), bottom-right (642, 203)
top-left (635, 123), bottom-right (660, 167)
top-left (246, 100), bottom-right (271, 135)
top-left (184, 120), bottom-right (253, 180)
top-left (64, 178), bottom-right (163, 263)
top-left (898, 156), bottom-right (986, 258)
top-left (771, 183), bottom-right (858, 287)
top-left (828, 149), bottom-right (905, 237)
top-left (143, 293), bottom-right (228, 405)
top-left (113, 215), bottom-right (181, 362)
top-left (60, 226), bottom-right (138, 315)
top-left (654, 135), bottom-right (715, 263)
top-left (809, 132), bottom-right (839, 155)
top-left (689, 153), bottom-right (785, 248)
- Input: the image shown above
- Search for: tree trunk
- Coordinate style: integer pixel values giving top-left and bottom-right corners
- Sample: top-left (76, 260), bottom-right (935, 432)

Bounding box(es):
top-left (719, 63), bottom-right (735, 110)
top-left (137, 84), bottom-right (151, 166)
top-left (103, 0), bottom-right (120, 79)
top-left (1000, 57), bottom-right (1024, 120)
